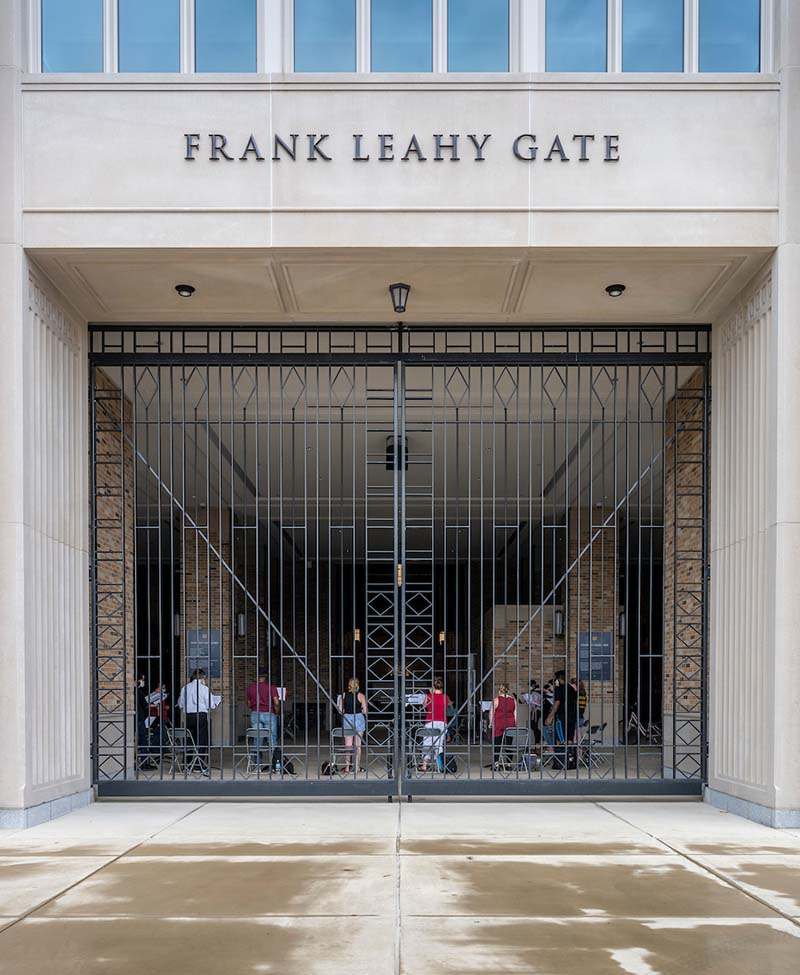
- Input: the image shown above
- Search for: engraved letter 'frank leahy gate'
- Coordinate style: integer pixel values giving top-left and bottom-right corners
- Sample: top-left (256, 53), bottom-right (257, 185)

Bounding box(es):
top-left (90, 325), bottom-right (708, 797)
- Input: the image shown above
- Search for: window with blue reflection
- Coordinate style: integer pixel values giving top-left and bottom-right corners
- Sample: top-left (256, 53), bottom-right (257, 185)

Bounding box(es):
top-left (699, 0), bottom-right (760, 72)
top-left (546, 0), bottom-right (607, 72)
top-left (448, 0), bottom-right (508, 72)
top-left (119, 0), bottom-right (180, 72)
top-left (196, 0), bottom-right (256, 72)
top-left (623, 0), bottom-right (683, 72)
top-left (42, 0), bottom-right (103, 72)
top-left (295, 0), bottom-right (356, 72)
top-left (372, 0), bottom-right (432, 72)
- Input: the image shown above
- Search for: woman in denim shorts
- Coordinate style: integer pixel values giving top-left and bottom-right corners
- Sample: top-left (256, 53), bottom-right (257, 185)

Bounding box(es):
top-left (337, 677), bottom-right (368, 774)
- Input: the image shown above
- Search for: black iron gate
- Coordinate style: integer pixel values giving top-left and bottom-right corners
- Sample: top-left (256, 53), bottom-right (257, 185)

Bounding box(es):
top-left (91, 325), bottom-right (709, 797)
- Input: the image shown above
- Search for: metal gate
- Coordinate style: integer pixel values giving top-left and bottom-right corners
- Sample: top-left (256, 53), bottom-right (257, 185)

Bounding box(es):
top-left (91, 325), bottom-right (708, 797)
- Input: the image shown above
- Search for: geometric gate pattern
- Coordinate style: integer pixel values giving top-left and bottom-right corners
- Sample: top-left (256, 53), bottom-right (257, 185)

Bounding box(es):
top-left (90, 324), bottom-right (709, 796)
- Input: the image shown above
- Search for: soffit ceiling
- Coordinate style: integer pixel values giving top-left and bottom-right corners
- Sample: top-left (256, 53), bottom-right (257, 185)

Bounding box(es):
top-left (29, 246), bottom-right (771, 325)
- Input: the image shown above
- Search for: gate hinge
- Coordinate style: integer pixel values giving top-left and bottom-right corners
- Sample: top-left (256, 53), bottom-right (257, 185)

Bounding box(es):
top-left (397, 563), bottom-right (403, 587)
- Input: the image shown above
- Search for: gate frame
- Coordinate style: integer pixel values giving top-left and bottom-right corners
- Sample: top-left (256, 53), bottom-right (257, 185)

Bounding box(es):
top-left (90, 323), bottom-right (710, 799)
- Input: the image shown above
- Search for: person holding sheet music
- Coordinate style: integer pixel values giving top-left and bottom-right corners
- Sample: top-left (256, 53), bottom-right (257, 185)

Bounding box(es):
top-left (419, 677), bottom-right (451, 772)
top-left (246, 673), bottom-right (281, 771)
top-left (177, 669), bottom-right (221, 777)
top-left (489, 683), bottom-right (517, 765)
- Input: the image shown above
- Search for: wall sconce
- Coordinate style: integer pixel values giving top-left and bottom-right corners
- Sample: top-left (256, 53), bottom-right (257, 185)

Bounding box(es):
top-left (173, 614), bottom-right (181, 638)
top-left (389, 282), bottom-right (411, 314)
top-left (236, 612), bottom-right (246, 638)
top-left (438, 630), bottom-right (445, 646)
top-left (619, 611), bottom-right (626, 638)
top-left (354, 628), bottom-right (361, 643)
top-left (554, 609), bottom-right (564, 637)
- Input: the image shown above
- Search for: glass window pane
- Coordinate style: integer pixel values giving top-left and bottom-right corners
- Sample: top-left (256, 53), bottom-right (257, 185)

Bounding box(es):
top-left (294, 0), bottom-right (356, 72)
top-left (546, 0), bottom-right (607, 72)
top-left (699, 0), bottom-right (760, 72)
top-left (42, 0), bottom-right (103, 72)
top-left (448, 0), bottom-right (509, 72)
top-left (119, 0), bottom-right (180, 72)
top-left (372, 0), bottom-right (432, 72)
top-left (623, 0), bottom-right (683, 71)
top-left (196, 0), bottom-right (257, 72)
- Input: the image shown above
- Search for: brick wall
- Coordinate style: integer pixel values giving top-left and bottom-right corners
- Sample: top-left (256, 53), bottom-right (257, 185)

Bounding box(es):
top-left (92, 369), bottom-right (135, 715)
top-left (663, 368), bottom-right (707, 716)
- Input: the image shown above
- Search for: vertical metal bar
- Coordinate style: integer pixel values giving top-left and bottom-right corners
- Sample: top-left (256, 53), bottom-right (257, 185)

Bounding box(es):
top-left (155, 365), bottom-right (164, 777)
top-left (89, 365), bottom-right (99, 783)
top-left (397, 359), bottom-right (405, 796)
top-left (129, 364), bottom-right (138, 780)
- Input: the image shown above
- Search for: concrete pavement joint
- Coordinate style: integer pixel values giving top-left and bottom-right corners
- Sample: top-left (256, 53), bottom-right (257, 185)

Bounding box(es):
top-left (597, 802), bottom-right (800, 930)
top-left (395, 801), bottom-right (402, 975)
top-left (0, 801), bottom-right (209, 937)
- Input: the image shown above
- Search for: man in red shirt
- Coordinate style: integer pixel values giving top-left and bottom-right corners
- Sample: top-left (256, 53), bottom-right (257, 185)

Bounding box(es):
top-left (246, 674), bottom-right (280, 769)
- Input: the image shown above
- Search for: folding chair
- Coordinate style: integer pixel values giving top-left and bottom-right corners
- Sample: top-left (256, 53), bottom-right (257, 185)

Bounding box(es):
top-left (245, 728), bottom-right (272, 774)
top-left (578, 722), bottom-right (608, 769)
top-left (166, 726), bottom-right (204, 775)
top-left (411, 725), bottom-right (446, 770)
top-left (366, 721), bottom-right (394, 776)
top-left (329, 727), bottom-right (351, 771)
top-left (495, 728), bottom-right (531, 772)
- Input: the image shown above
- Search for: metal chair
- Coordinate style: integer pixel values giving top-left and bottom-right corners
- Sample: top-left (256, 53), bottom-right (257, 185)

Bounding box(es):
top-left (411, 724), bottom-right (446, 770)
top-left (245, 728), bottom-right (272, 774)
top-left (329, 727), bottom-right (351, 771)
top-left (166, 725), bottom-right (204, 775)
top-left (495, 727), bottom-right (531, 772)
top-left (577, 721), bottom-right (608, 769)
top-left (366, 721), bottom-right (394, 776)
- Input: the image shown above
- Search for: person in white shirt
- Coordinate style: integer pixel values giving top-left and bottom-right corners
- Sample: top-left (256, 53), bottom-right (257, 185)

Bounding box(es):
top-left (177, 669), bottom-right (221, 776)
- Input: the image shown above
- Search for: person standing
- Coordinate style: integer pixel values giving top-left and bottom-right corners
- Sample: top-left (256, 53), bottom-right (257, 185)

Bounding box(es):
top-left (546, 670), bottom-right (577, 769)
top-left (541, 680), bottom-right (555, 755)
top-left (420, 676), bottom-right (451, 772)
top-left (177, 669), bottom-right (220, 777)
top-left (337, 676), bottom-right (368, 774)
top-left (246, 673), bottom-right (281, 771)
top-left (136, 672), bottom-right (155, 770)
top-left (489, 683), bottom-right (517, 766)
top-left (525, 679), bottom-right (542, 745)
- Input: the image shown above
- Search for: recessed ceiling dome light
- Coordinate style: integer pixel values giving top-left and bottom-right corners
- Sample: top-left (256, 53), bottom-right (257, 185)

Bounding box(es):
top-left (605, 283), bottom-right (626, 298)
top-left (175, 284), bottom-right (196, 298)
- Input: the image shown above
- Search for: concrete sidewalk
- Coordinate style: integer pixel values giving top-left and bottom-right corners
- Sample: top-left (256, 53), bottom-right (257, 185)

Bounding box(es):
top-left (0, 800), bottom-right (798, 973)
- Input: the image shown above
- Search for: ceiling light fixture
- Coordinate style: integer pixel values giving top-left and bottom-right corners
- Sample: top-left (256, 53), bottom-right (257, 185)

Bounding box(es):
top-left (605, 283), bottom-right (626, 298)
top-left (175, 283), bottom-right (196, 298)
top-left (389, 282), bottom-right (411, 314)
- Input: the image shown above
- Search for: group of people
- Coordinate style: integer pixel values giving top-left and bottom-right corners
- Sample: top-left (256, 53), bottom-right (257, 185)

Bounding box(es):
top-left (525, 671), bottom-right (588, 769)
top-left (136, 666), bottom-right (589, 776)
top-left (136, 669), bottom-right (223, 776)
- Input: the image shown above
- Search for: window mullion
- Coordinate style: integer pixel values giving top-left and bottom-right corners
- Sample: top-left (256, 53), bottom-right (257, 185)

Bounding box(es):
top-left (180, 0), bottom-right (195, 73)
top-left (434, 0), bottom-right (447, 72)
top-left (685, 0), bottom-right (698, 72)
top-left (761, 0), bottom-right (773, 72)
top-left (536, 0), bottom-right (546, 71)
top-left (256, 0), bottom-right (267, 71)
top-left (608, 0), bottom-right (622, 72)
top-left (357, 0), bottom-right (369, 73)
top-left (283, 0), bottom-right (294, 72)
top-left (104, 0), bottom-right (118, 72)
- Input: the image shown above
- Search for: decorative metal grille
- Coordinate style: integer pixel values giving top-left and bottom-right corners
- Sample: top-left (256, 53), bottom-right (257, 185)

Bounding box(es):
top-left (90, 324), bottom-right (709, 796)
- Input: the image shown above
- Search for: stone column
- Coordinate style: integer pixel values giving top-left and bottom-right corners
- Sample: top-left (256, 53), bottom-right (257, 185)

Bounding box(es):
top-left (706, 0), bottom-right (800, 826)
top-left (0, 0), bottom-right (92, 826)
